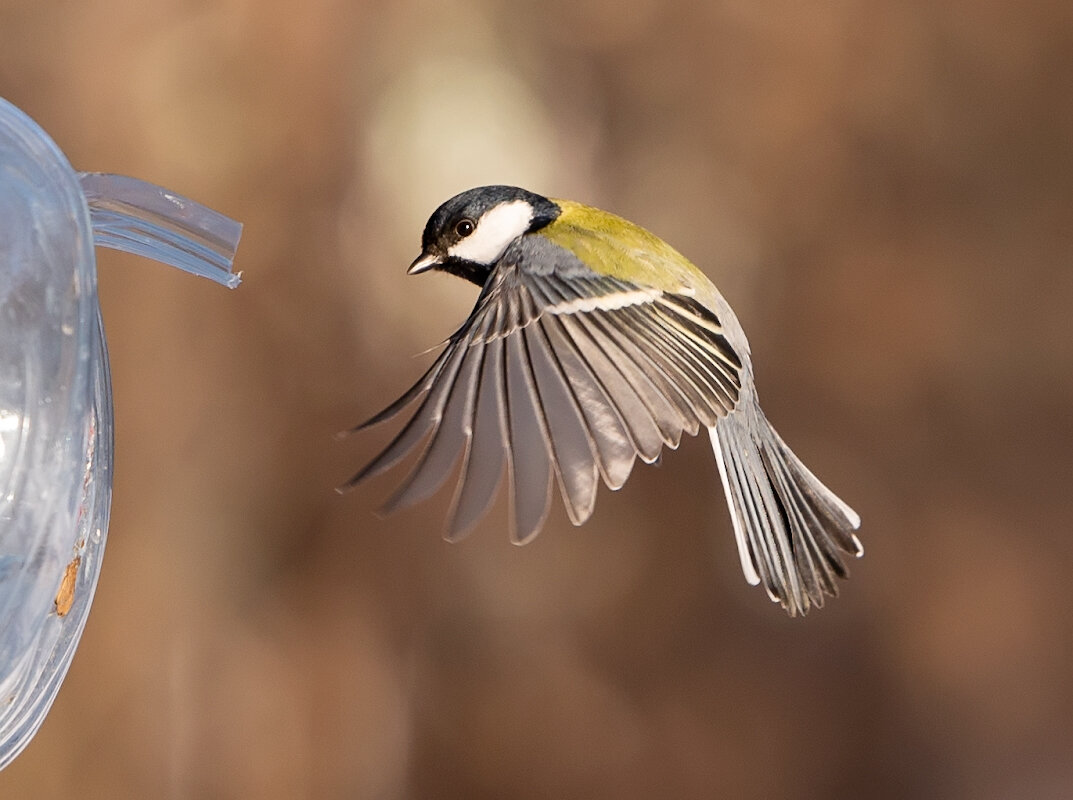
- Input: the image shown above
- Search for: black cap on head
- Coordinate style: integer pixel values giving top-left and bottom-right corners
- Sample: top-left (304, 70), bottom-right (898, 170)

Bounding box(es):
top-left (421, 185), bottom-right (559, 251)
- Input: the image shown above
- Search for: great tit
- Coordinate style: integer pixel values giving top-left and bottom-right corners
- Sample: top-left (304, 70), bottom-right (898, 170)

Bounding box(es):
top-left (343, 185), bottom-right (862, 615)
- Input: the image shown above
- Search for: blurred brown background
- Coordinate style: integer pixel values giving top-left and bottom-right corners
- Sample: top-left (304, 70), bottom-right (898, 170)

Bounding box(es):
top-left (3, 0), bottom-right (1072, 797)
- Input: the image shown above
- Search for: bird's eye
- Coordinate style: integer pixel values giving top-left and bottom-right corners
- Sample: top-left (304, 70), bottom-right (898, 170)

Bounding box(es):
top-left (454, 218), bottom-right (475, 237)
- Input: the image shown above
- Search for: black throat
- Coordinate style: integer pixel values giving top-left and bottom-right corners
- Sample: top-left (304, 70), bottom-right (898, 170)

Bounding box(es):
top-left (439, 257), bottom-right (495, 286)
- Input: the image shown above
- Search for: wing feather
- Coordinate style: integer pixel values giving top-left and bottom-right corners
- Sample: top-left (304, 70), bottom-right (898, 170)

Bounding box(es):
top-left (343, 349), bottom-right (452, 433)
top-left (629, 304), bottom-right (739, 420)
top-left (446, 337), bottom-right (508, 540)
top-left (614, 306), bottom-right (723, 427)
top-left (504, 331), bottom-right (554, 543)
top-left (522, 323), bottom-right (600, 525)
top-left (591, 310), bottom-right (703, 437)
top-left (340, 342), bottom-right (468, 488)
top-left (379, 327), bottom-right (485, 514)
top-left (537, 315), bottom-right (636, 489)
top-left (649, 304), bottom-right (740, 410)
top-left (551, 313), bottom-right (668, 461)
top-left (566, 312), bottom-right (695, 448)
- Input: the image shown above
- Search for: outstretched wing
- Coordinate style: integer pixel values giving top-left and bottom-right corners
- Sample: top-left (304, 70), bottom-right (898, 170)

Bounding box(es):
top-left (342, 250), bottom-right (744, 544)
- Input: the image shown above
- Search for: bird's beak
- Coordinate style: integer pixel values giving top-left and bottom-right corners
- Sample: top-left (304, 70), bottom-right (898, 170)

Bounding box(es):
top-left (407, 252), bottom-right (442, 275)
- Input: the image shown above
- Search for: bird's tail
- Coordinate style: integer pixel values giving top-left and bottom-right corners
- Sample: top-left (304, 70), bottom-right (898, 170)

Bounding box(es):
top-left (709, 400), bottom-right (862, 616)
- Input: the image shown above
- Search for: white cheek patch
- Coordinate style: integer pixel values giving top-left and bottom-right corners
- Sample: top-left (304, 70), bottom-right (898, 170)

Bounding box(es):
top-left (448, 200), bottom-right (533, 265)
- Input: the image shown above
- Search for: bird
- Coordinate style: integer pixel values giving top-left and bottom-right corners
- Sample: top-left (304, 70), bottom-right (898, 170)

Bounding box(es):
top-left (342, 185), bottom-right (862, 615)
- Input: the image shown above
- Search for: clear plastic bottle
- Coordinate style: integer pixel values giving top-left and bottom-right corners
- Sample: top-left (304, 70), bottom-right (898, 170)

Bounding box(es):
top-left (0, 97), bottom-right (241, 769)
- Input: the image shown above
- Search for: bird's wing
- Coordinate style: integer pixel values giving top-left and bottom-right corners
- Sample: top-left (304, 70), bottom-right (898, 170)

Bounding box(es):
top-left (343, 243), bottom-right (744, 544)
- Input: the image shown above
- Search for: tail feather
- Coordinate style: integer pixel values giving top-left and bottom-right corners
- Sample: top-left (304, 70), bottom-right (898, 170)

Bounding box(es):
top-left (710, 403), bottom-right (861, 616)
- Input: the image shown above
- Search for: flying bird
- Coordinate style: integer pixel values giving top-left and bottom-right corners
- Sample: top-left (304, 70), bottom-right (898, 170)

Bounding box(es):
top-left (342, 186), bottom-right (862, 615)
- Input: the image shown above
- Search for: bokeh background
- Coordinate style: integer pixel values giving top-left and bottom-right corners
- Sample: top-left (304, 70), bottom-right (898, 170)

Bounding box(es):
top-left (2, 0), bottom-right (1072, 797)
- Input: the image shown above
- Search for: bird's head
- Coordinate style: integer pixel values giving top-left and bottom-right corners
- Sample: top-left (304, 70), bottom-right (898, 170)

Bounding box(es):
top-left (407, 185), bottom-right (560, 285)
